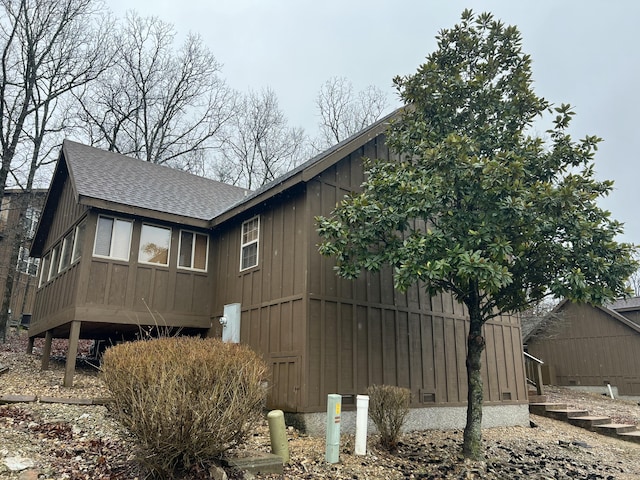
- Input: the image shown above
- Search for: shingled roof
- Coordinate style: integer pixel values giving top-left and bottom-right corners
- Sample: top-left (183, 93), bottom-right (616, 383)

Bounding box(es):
top-left (63, 140), bottom-right (249, 221)
top-left (607, 296), bottom-right (640, 311)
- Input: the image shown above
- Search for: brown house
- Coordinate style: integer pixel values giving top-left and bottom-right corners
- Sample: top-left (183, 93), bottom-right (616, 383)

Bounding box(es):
top-left (0, 189), bottom-right (46, 326)
top-left (525, 298), bottom-right (640, 396)
top-left (30, 111), bottom-right (529, 432)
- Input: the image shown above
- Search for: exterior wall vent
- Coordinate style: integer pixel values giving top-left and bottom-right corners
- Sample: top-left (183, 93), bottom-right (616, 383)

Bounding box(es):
top-left (341, 394), bottom-right (355, 406)
top-left (419, 390), bottom-right (436, 403)
top-left (501, 392), bottom-right (512, 401)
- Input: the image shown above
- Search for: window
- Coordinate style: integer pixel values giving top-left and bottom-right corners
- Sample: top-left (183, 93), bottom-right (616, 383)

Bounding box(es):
top-left (71, 220), bottom-right (86, 263)
top-left (24, 206), bottom-right (39, 240)
top-left (240, 216), bottom-right (259, 271)
top-left (178, 230), bottom-right (208, 271)
top-left (139, 224), bottom-right (171, 265)
top-left (39, 253), bottom-right (50, 287)
top-left (94, 216), bottom-right (132, 260)
top-left (48, 244), bottom-right (59, 280)
top-left (17, 246), bottom-right (39, 276)
top-left (58, 231), bottom-right (74, 271)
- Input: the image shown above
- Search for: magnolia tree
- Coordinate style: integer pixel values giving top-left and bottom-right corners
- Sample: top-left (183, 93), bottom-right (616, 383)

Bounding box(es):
top-left (317, 10), bottom-right (637, 459)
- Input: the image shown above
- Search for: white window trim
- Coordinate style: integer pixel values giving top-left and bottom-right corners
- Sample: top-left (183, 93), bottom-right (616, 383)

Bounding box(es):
top-left (177, 229), bottom-right (209, 272)
top-left (38, 254), bottom-right (49, 287)
top-left (48, 244), bottom-right (59, 281)
top-left (239, 215), bottom-right (260, 272)
top-left (138, 223), bottom-right (172, 266)
top-left (93, 215), bottom-right (132, 261)
top-left (71, 220), bottom-right (86, 264)
top-left (58, 232), bottom-right (73, 272)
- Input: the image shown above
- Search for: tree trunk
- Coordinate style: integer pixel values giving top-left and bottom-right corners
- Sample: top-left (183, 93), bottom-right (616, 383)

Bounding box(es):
top-left (462, 286), bottom-right (486, 460)
top-left (0, 193), bottom-right (28, 342)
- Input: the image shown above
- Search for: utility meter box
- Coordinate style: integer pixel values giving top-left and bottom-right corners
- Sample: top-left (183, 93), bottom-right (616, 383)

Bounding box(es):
top-left (221, 303), bottom-right (241, 343)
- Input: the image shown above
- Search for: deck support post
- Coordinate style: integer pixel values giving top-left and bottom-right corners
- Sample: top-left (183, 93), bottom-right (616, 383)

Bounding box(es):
top-left (63, 321), bottom-right (81, 387)
top-left (41, 331), bottom-right (52, 370)
top-left (26, 336), bottom-right (34, 355)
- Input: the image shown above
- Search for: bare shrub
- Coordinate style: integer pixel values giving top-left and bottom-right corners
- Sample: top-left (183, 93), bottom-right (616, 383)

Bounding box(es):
top-left (366, 384), bottom-right (411, 451)
top-left (101, 336), bottom-right (268, 477)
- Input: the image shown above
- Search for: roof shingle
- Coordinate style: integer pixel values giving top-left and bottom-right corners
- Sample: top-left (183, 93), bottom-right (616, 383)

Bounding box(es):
top-left (63, 140), bottom-right (249, 221)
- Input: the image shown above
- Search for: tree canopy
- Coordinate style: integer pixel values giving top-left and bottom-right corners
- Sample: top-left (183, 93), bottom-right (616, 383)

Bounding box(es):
top-left (317, 9), bottom-right (637, 459)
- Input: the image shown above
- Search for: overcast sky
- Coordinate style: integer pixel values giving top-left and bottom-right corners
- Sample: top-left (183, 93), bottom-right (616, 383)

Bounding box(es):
top-left (107, 0), bottom-right (640, 245)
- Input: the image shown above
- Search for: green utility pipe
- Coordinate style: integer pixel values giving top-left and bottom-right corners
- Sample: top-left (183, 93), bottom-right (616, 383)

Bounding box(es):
top-left (325, 394), bottom-right (342, 463)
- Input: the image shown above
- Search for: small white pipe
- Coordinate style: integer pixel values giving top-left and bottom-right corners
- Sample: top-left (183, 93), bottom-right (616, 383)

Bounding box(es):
top-left (607, 383), bottom-right (615, 400)
top-left (355, 395), bottom-right (369, 455)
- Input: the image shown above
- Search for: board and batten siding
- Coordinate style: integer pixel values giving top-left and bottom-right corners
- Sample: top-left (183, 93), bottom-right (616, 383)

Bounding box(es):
top-left (210, 132), bottom-right (526, 413)
top-left (80, 215), bottom-right (212, 322)
top-left (527, 302), bottom-right (640, 395)
top-left (210, 189), bottom-right (307, 411)
top-left (41, 165), bottom-right (86, 255)
top-left (32, 206), bottom-right (212, 337)
top-left (304, 138), bottom-right (527, 412)
top-left (31, 173), bottom-right (86, 336)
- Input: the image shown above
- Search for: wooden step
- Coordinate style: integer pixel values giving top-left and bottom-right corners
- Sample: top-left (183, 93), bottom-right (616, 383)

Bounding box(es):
top-left (568, 415), bottom-right (612, 430)
top-left (529, 402), bottom-right (567, 416)
top-left (594, 423), bottom-right (638, 437)
top-left (545, 408), bottom-right (590, 421)
top-left (528, 394), bottom-right (547, 403)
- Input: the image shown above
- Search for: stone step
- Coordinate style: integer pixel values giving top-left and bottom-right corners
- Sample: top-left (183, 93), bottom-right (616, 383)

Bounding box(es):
top-left (545, 408), bottom-right (590, 421)
top-left (224, 451), bottom-right (284, 475)
top-left (529, 402), bottom-right (567, 416)
top-left (594, 423), bottom-right (638, 437)
top-left (568, 415), bottom-right (612, 429)
top-left (618, 431), bottom-right (640, 444)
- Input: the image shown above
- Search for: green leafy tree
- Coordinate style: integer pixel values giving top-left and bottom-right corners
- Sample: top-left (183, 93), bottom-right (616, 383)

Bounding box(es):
top-left (317, 10), bottom-right (637, 460)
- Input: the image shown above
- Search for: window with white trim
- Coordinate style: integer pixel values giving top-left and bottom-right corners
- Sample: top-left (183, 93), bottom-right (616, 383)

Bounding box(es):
top-left (240, 216), bottom-right (259, 271)
top-left (58, 231), bottom-right (74, 272)
top-left (39, 253), bottom-right (50, 287)
top-left (178, 230), bottom-right (208, 271)
top-left (48, 244), bottom-right (60, 280)
top-left (139, 224), bottom-right (171, 265)
top-left (93, 216), bottom-right (132, 260)
top-left (71, 220), bottom-right (86, 263)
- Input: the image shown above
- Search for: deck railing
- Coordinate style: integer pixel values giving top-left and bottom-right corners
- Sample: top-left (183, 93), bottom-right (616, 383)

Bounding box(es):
top-left (524, 351), bottom-right (544, 395)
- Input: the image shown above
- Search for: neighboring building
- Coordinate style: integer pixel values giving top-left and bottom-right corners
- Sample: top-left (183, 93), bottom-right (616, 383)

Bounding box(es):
top-left (525, 298), bottom-right (640, 396)
top-left (0, 189), bottom-right (47, 325)
top-left (29, 111), bottom-right (529, 432)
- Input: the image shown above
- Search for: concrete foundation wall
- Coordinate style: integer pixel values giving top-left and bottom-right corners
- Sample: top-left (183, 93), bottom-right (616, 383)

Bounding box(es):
top-left (289, 404), bottom-right (530, 436)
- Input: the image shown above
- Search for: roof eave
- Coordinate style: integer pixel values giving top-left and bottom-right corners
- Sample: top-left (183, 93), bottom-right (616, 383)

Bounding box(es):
top-left (78, 196), bottom-right (211, 230)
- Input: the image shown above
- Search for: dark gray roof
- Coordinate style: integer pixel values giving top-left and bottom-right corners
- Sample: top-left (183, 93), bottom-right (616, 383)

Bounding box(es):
top-left (607, 296), bottom-right (640, 311)
top-left (63, 140), bottom-right (249, 221)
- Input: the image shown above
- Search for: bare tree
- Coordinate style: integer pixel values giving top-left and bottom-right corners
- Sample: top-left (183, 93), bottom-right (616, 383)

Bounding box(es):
top-left (315, 76), bottom-right (390, 149)
top-left (73, 12), bottom-right (235, 170)
top-left (0, 0), bottom-right (110, 199)
top-left (216, 87), bottom-right (306, 189)
top-left (0, 0), bottom-right (111, 340)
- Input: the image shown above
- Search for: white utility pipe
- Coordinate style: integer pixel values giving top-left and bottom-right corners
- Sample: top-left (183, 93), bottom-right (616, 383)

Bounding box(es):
top-left (355, 395), bottom-right (369, 455)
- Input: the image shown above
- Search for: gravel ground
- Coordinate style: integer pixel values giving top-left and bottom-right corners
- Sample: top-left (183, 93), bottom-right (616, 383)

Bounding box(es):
top-left (3, 330), bottom-right (640, 479)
